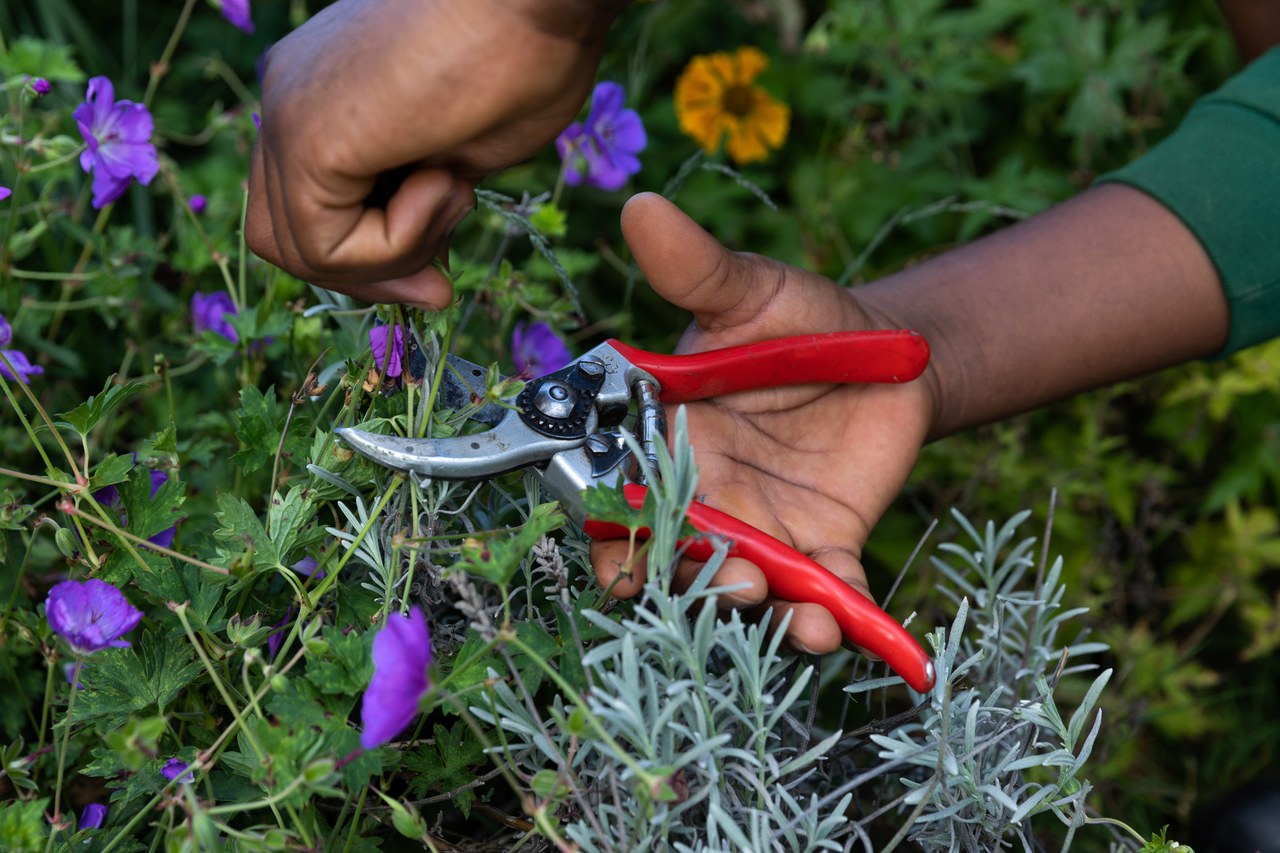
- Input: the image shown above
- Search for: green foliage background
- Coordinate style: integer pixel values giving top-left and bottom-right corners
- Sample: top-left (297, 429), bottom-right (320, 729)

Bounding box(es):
top-left (2, 0), bottom-right (1277, 848)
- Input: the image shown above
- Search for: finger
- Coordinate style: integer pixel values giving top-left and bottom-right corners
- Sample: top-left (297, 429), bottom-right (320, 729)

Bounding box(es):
top-left (672, 555), bottom-right (768, 608)
top-left (808, 546), bottom-right (883, 661)
top-left (286, 165), bottom-right (470, 283)
top-left (619, 192), bottom-right (775, 331)
top-left (620, 193), bottom-right (865, 343)
top-left (245, 141), bottom-right (284, 268)
top-left (590, 540), bottom-right (649, 599)
top-left (310, 266), bottom-right (457, 311)
top-left (748, 599), bottom-right (844, 655)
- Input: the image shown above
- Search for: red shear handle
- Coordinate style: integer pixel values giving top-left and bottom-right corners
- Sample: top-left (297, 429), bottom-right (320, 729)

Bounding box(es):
top-left (606, 331), bottom-right (929, 404)
top-left (583, 484), bottom-right (936, 693)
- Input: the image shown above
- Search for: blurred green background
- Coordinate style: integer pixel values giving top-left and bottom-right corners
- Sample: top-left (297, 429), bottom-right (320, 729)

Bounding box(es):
top-left (4, 0), bottom-right (1277, 845)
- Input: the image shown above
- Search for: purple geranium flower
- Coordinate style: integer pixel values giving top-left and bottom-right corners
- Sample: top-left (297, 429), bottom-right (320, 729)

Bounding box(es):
top-left (220, 0), bottom-right (254, 33)
top-left (191, 291), bottom-right (239, 343)
top-left (32, 78), bottom-right (51, 97)
top-left (359, 607), bottom-right (433, 749)
top-left (80, 803), bottom-right (108, 830)
top-left (0, 311), bottom-right (44, 384)
top-left (188, 194), bottom-right (207, 215)
top-left (45, 579), bottom-right (144, 656)
top-left (161, 758), bottom-right (195, 784)
top-left (0, 186), bottom-right (10, 202)
top-left (93, 457), bottom-right (179, 548)
top-left (369, 324), bottom-right (405, 378)
top-left (555, 81), bottom-right (646, 191)
top-left (0, 349), bottom-right (44, 383)
top-left (73, 77), bottom-right (159, 209)
top-left (512, 321), bottom-right (572, 378)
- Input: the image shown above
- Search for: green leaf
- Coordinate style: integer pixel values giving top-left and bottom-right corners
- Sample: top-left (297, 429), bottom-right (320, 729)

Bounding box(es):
top-left (403, 721), bottom-right (487, 817)
top-left (0, 36), bottom-right (84, 81)
top-left (213, 493), bottom-right (279, 572)
top-left (580, 480), bottom-right (641, 529)
top-left (0, 797), bottom-right (48, 851)
top-left (88, 453), bottom-right (137, 494)
top-left (268, 485), bottom-right (324, 560)
top-left (133, 563), bottom-right (229, 634)
top-left (581, 480), bottom-right (696, 539)
top-left (303, 627), bottom-right (373, 695)
top-left (102, 715), bottom-right (167, 770)
top-left (52, 377), bottom-right (146, 438)
top-left (230, 385), bottom-right (283, 474)
top-left (456, 502), bottom-right (566, 585)
top-left (528, 203), bottom-right (567, 238)
top-left (117, 464), bottom-right (185, 545)
top-left (191, 330), bottom-right (238, 366)
top-left (72, 633), bottom-right (203, 729)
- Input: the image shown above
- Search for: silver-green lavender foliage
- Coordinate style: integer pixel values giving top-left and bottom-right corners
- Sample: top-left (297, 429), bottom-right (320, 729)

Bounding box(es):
top-left (464, 409), bottom-right (1118, 852)
top-left (855, 508), bottom-right (1113, 852)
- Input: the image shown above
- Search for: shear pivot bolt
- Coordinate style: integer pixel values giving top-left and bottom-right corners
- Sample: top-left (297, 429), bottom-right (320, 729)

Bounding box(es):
top-left (576, 359), bottom-right (605, 379)
top-left (533, 382), bottom-right (577, 419)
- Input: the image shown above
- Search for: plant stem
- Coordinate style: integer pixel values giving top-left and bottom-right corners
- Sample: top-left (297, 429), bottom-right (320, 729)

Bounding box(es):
top-left (45, 658), bottom-right (82, 853)
top-left (143, 0), bottom-right (199, 107)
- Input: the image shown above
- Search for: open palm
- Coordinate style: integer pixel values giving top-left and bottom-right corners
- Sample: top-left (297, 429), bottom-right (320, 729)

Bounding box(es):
top-left (592, 194), bottom-right (935, 654)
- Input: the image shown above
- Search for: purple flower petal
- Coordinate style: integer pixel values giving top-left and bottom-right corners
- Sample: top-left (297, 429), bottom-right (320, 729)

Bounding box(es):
top-left (161, 758), bottom-right (195, 784)
top-left (32, 78), bottom-right (51, 97)
top-left (359, 607), bottom-right (432, 749)
top-left (79, 803), bottom-right (108, 830)
top-left (74, 77), bottom-right (159, 209)
top-left (290, 556), bottom-right (324, 579)
top-left (189, 194), bottom-right (207, 214)
top-left (191, 291), bottom-right (239, 343)
top-left (221, 0), bottom-right (254, 33)
top-left (45, 579), bottom-right (144, 656)
top-left (90, 167), bottom-right (133, 210)
top-left (0, 186), bottom-right (10, 203)
top-left (588, 81), bottom-right (626, 118)
top-left (512, 322), bottom-right (573, 378)
top-left (368, 324), bottom-right (405, 378)
top-left (555, 82), bottom-right (645, 191)
top-left (555, 124), bottom-right (589, 187)
top-left (600, 109), bottom-right (647, 155)
top-left (266, 607), bottom-right (294, 662)
top-left (0, 349), bottom-right (44, 383)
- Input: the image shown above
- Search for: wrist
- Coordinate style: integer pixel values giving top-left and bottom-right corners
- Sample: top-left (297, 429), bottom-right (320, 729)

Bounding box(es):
top-left (846, 286), bottom-right (949, 444)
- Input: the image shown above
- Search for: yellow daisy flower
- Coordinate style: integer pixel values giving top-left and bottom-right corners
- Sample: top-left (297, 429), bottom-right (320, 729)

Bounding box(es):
top-left (674, 46), bottom-right (790, 165)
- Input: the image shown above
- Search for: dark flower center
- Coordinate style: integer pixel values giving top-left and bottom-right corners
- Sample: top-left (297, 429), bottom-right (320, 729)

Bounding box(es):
top-left (721, 85), bottom-right (754, 117)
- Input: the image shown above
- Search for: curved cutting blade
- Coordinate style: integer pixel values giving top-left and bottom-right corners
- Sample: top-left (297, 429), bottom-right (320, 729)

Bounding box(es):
top-left (335, 417), bottom-right (587, 481)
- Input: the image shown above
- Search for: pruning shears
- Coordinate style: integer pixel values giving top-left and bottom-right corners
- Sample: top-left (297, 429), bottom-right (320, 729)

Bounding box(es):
top-left (336, 331), bottom-right (938, 693)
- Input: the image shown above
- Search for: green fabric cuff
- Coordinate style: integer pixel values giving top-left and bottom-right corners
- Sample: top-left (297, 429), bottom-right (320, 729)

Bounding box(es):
top-left (1097, 48), bottom-right (1280, 358)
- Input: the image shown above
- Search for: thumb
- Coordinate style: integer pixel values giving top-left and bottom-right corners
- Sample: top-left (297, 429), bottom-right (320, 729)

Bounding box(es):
top-left (620, 192), bottom-right (776, 331)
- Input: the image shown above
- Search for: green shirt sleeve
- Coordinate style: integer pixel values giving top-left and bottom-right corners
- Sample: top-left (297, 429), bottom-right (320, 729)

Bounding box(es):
top-left (1097, 47), bottom-right (1280, 357)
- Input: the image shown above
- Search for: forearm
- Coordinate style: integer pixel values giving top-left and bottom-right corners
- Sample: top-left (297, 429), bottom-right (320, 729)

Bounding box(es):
top-left (857, 183), bottom-right (1228, 439)
top-left (1218, 0), bottom-right (1280, 62)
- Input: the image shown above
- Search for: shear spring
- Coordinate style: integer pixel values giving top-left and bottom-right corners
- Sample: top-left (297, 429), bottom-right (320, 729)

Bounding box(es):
top-left (634, 379), bottom-right (666, 485)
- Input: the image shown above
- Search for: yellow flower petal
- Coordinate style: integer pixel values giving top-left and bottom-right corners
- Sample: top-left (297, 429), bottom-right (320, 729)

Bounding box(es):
top-left (702, 51), bottom-right (741, 88)
top-left (725, 122), bottom-right (771, 164)
top-left (732, 46), bottom-right (769, 85)
top-left (748, 90), bottom-right (790, 147)
top-left (674, 46), bottom-right (790, 161)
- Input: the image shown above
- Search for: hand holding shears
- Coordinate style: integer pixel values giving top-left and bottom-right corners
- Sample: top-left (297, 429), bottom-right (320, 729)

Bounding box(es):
top-left (340, 194), bottom-right (941, 692)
